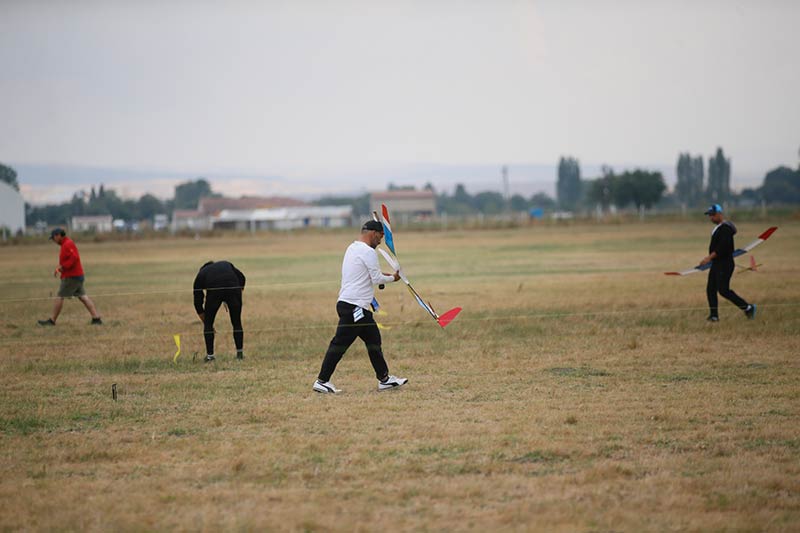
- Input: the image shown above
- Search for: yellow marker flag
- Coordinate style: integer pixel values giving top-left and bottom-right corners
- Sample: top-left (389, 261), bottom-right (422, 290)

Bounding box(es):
top-left (173, 334), bottom-right (181, 364)
top-left (375, 309), bottom-right (391, 330)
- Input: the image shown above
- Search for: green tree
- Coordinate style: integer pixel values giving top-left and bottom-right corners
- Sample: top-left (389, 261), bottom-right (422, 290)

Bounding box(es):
top-left (631, 170), bottom-right (666, 209)
top-left (676, 153), bottom-right (704, 207)
top-left (587, 174), bottom-right (615, 211)
top-left (676, 153), bottom-right (691, 204)
top-left (473, 191), bottom-right (506, 214)
top-left (174, 178), bottom-right (217, 210)
top-left (0, 163), bottom-right (19, 191)
top-left (556, 156), bottom-right (581, 210)
top-left (509, 194), bottom-right (529, 212)
top-left (609, 170), bottom-right (666, 210)
top-left (436, 184), bottom-right (474, 215)
top-left (761, 166), bottom-right (800, 204)
top-left (707, 147), bottom-right (730, 204)
top-left (529, 192), bottom-right (555, 209)
top-left (690, 156), bottom-right (704, 206)
top-left (137, 194), bottom-right (166, 220)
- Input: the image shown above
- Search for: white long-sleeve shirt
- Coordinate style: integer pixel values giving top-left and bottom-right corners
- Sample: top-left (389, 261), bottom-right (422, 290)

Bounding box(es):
top-left (338, 240), bottom-right (395, 309)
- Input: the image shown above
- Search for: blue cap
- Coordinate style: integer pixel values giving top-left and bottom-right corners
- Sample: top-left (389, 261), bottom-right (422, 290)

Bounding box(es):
top-left (704, 204), bottom-right (723, 215)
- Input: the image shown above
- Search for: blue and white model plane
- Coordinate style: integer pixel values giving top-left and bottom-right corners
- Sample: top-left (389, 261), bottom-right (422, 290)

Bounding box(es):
top-left (664, 226), bottom-right (777, 276)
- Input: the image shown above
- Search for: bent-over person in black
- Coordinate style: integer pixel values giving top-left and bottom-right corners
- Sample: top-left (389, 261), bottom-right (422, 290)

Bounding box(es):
top-left (699, 204), bottom-right (755, 321)
top-left (194, 261), bottom-right (246, 361)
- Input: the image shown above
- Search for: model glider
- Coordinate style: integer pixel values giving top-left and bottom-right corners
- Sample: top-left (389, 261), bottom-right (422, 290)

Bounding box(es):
top-left (375, 204), bottom-right (462, 328)
top-left (664, 226), bottom-right (777, 276)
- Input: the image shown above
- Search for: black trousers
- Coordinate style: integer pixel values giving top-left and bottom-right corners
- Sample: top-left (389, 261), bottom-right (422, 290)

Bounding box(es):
top-left (318, 301), bottom-right (389, 382)
top-left (707, 262), bottom-right (748, 317)
top-left (204, 289), bottom-right (243, 355)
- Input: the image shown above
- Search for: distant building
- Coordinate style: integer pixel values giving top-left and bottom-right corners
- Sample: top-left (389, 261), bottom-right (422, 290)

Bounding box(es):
top-left (172, 196), bottom-right (352, 232)
top-left (153, 214), bottom-right (169, 231)
top-left (172, 210), bottom-right (212, 232)
top-left (0, 181), bottom-right (25, 235)
top-left (214, 206), bottom-right (353, 231)
top-left (370, 190), bottom-right (436, 218)
top-left (71, 215), bottom-right (113, 233)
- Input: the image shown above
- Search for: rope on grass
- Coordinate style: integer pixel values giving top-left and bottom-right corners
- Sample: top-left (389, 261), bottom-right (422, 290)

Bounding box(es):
top-left (1, 302), bottom-right (799, 349)
top-left (0, 280), bottom-right (337, 303)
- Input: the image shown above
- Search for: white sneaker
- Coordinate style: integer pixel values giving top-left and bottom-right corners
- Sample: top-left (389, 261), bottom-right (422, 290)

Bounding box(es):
top-left (378, 375), bottom-right (408, 391)
top-left (313, 379), bottom-right (340, 394)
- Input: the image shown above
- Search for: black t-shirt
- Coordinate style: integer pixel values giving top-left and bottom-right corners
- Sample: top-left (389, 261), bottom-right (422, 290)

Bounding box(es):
top-left (193, 261), bottom-right (246, 314)
top-left (708, 221), bottom-right (737, 264)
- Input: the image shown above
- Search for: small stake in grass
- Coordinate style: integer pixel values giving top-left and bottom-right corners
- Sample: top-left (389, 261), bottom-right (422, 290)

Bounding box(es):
top-left (112, 383), bottom-right (117, 401)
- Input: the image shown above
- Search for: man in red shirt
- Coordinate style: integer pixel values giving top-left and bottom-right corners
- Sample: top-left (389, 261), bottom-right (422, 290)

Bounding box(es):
top-left (38, 228), bottom-right (103, 326)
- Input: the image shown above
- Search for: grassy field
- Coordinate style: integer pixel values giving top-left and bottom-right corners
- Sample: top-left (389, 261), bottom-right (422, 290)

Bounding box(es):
top-left (1, 219), bottom-right (799, 531)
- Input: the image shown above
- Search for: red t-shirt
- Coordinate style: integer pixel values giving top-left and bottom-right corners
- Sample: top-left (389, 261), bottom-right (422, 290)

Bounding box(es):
top-left (59, 236), bottom-right (84, 278)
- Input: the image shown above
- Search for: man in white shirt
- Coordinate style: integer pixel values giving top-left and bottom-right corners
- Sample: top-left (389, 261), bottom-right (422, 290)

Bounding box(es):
top-left (313, 220), bottom-right (408, 393)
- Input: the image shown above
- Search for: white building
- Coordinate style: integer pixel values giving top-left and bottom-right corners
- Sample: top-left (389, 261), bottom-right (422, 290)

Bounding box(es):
top-left (71, 215), bottom-right (113, 233)
top-left (0, 181), bottom-right (25, 235)
top-left (172, 196), bottom-right (352, 232)
top-left (172, 209), bottom-right (213, 232)
top-left (214, 206), bottom-right (353, 231)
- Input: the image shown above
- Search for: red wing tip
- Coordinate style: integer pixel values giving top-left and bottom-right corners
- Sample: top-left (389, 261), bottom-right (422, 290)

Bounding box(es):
top-left (758, 226), bottom-right (778, 240)
top-left (437, 307), bottom-right (462, 328)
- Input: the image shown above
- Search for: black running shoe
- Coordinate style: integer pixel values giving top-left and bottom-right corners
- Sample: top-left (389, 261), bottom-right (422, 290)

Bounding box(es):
top-left (706, 316), bottom-right (719, 322)
top-left (745, 304), bottom-right (757, 320)
top-left (37, 318), bottom-right (55, 326)
top-left (91, 317), bottom-right (103, 325)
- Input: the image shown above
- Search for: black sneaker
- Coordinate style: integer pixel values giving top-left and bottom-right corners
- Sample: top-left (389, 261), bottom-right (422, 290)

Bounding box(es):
top-left (37, 318), bottom-right (56, 326)
top-left (706, 316), bottom-right (719, 322)
top-left (91, 317), bottom-right (103, 325)
top-left (236, 352), bottom-right (244, 360)
top-left (745, 304), bottom-right (756, 320)
top-left (204, 354), bottom-right (216, 363)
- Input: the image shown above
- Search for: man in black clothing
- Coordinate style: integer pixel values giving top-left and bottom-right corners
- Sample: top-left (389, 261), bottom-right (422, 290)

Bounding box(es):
top-left (194, 261), bottom-right (246, 361)
top-left (699, 204), bottom-right (756, 322)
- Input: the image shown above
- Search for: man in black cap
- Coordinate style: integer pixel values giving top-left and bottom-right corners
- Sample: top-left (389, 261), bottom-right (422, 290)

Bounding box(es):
top-left (38, 228), bottom-right (102, 326)
top-left (313, 220), bottom-right (406, 393)
top-left (699, 204), bottom-right (756, 321)
top-left (193, 260), bottom-right (246, 362)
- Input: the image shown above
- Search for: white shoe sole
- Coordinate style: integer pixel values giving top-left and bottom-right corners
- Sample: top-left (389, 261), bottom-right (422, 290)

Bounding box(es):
top-left (313, 382), bottom-right (339, 394)
top-left (378, 378), bottom-right (408, 391)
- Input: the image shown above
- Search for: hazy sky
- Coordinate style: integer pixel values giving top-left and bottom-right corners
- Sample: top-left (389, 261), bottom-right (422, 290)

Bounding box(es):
top-left (1, 0), bottom-right (798, 203)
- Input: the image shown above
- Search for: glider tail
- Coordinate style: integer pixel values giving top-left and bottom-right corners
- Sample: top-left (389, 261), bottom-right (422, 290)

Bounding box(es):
top-left (381, 204), bottom-right (397, 255)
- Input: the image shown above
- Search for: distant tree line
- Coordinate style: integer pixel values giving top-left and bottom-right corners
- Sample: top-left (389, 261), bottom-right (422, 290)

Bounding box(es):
top-left (24, 178), bottom-right (219, 226)
top-left (313, 183), bottom-right (557, 218)
top-left (557, 157), bottom-right (667, 213)
top-left (559, 146), bottom-right (800, 213)
top-left (7, 145), bottom-right (800, 227)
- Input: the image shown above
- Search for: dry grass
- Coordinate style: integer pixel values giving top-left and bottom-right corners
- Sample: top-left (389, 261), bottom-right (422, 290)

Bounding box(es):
top-left (1, 219), bottom-right (799, 531)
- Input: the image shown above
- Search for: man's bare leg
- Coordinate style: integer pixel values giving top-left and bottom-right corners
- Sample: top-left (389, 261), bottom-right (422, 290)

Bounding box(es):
top-left (51, 297), bottom-right (65, 322)
top-left (78, 295), bottom-right (100, 319)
